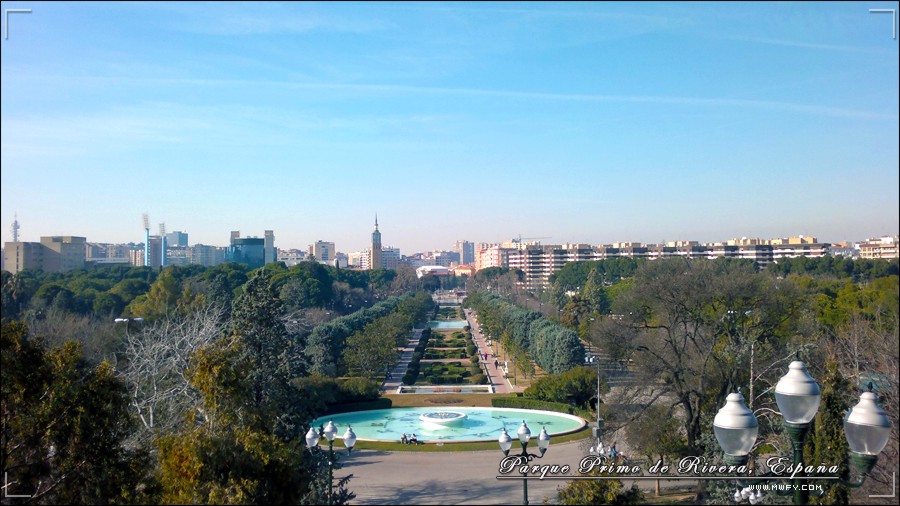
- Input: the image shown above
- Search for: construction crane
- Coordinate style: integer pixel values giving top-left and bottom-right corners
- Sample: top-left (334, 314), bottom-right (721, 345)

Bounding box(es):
top-left (514, 234), bottom-right (551, 244)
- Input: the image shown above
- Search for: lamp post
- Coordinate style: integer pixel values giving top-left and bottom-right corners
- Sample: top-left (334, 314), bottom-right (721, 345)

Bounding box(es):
top-left (585, 354), bottom-right (604, 454)
top-left (499, 421), bottom-right (551, 505)
top-left (305, 421), bottom-right (357, 505)
top-left (713, 359), bottom-right (892, 505)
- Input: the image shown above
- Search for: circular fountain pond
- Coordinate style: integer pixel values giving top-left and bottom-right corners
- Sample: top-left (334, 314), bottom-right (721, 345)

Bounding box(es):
top-left (311, 407), bottom-right (585, 443)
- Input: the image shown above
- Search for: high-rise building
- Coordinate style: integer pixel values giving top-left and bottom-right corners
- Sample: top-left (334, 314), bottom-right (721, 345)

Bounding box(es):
top-left (382, 247), bottom-right (401, 269)
top-left (190, 244), bottom-right (226, 266)
top-left (166, 231), bottom-right (189, 248)
top-left (309, 241), bottom-right (336, 263)
top-left (454, 240), bottom-right (475, 265)
top-left (226, 230), bottom-right (275, 269)
top-left (264, 230), bottom-right (276, 264)
top-left (370, 215), bottom-right (382, 270)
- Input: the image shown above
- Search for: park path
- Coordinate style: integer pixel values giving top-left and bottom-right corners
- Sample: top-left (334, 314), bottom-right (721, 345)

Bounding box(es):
top-left (463, 308), bottom-right (517, 394)
top-left (380, 328), bottom-right (422, 394)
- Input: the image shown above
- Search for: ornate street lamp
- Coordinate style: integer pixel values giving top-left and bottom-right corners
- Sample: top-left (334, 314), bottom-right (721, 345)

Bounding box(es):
top-left (499, 422), bottom-right (550, 505)
top-left (305, 420), bottom-right (356, 505)
top-left (713, 360), bottom-right (892, 505)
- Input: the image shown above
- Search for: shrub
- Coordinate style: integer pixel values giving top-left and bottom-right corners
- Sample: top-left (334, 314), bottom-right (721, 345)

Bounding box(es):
top-left (338, 377), bottom-right (380, 402)
top-left (471, 374), bottom-right (487, 385)
top-left (466, 344), bottom-right (477, 356)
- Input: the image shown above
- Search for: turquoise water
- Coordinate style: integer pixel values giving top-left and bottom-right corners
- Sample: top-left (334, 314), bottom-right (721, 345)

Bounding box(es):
top-left (427, 320), bottom-right (468, 329)
top-left (311, 407), bottom-right (585, 443)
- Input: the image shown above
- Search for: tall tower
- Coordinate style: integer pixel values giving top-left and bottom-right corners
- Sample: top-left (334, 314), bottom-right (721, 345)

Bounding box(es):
top-left (370, 214), bottom-right (382, 270)
top-left (142, 213), bottom-right (150, 267)
top-left (159, 223), bottom-right (167, 267)
top-left (11, 213), bottom-right (20, 242)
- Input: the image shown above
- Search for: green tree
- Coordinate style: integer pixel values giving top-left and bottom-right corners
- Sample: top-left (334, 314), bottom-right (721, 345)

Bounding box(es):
top-left (1, 320), bottom-right (158, 504)
top-left (230, 270), bottom-right (307, 436)
top-left (804, 360), bottom-right (851, 505)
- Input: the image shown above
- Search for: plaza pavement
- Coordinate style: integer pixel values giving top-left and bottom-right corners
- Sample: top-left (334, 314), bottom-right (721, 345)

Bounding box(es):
top-left (338, 439), bottom-right (686, 505)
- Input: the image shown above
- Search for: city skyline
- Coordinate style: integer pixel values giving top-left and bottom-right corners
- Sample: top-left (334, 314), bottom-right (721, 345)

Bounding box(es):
top-left (2, 2), bottom-right (898, 253)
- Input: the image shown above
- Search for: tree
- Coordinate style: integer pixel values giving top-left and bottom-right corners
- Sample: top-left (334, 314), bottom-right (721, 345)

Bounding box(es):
top-left (803, 360), bottom-right (851, 505)
top-left (343, 319), bottom-right (399, 379)
top-left (594, 258), bottom-right (802, 451)
top-left (524, 366), bottom-right (606, 409)
top-left (1, 320), bottom-right (158, 504)
top-left (557, 468), bottom-right (643, 505)
top-left (624, 405), bottom-right (688, 497)
top-left (230, 270), bottom-right (307, 437)
top-left (122, 303), bottom-right (228, 444)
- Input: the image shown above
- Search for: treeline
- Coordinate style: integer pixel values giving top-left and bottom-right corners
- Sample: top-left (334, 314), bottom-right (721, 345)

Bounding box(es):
top-left (1, 262), bottom-right (406, 323)
top-left (464, 292), bottom-right (583, 374)
top-left (765, 256), bottom-right (898, 281)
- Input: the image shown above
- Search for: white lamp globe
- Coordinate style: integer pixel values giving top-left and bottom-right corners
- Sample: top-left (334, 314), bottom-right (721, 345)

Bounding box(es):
top-left (517, 421), bottom-right (531, 444)
top-left (323, 420), bottom-right (338, 442)
top-left (305, 427), bottom-right (319, 449)
top-left (775, 361), bottom-right (821, 424)
top-left (342, 426), bottom-right (357, 453)
top-left (498, 428), bottom-right (513, 455)
top-left (844, 389), bottom-right (891, 455)
top-left (714, 392), bottom-right (759, 456)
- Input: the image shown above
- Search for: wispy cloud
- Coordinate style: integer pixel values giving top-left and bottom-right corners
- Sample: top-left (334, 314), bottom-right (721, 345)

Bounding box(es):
top-left (15, 72), bottom-right (893, 122)
top-left (726, 35), bottom-right (886, 54)
top-left (152, 2), bottom-right (388, 35)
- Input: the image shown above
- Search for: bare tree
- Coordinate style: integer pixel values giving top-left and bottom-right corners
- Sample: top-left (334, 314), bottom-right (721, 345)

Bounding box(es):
top-left (825, 313), bottom-right (899, 504)
top-left (120, 303), bottom-right (228, 445)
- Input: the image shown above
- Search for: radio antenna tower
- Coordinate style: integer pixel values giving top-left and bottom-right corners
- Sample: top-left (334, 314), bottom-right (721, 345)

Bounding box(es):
top-left (142, 213), bottom-right (150, 267)
top-left (11, 213), bottom-right (20, 242)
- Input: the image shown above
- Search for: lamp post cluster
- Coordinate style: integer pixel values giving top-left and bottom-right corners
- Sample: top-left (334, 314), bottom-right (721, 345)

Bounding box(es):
top-left (305, 420), bottom-right (357, 505)
top-left (713, 359), bottom-right (892, 504)
top-left (498, 421), bottom-right (551, 505)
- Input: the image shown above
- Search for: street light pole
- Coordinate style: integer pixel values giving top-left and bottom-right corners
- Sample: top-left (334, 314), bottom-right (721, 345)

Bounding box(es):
top-left (499, 422), bottom-right (550, 505)
top-left (305, 420), bottom-right (356, 505)
top-left (585, 355), bottom-right (604, 452)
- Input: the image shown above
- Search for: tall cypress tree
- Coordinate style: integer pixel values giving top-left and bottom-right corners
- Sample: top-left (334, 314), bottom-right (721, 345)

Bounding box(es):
top-left (804, 360), bottom-right (851, 504)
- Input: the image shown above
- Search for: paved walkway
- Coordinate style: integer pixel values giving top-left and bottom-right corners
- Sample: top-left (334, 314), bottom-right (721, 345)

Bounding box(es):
top-left (381, 328), bottom-right (423, 393)
top-left (463, 308), bottom-right (518, 394)
top-left (338, 439), bottom-right (688, 505)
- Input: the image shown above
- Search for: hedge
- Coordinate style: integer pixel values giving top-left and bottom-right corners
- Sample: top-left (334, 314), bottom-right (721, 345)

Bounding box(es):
top-left (324, 397), bottom-right (393, 415)
top-left (491, 396), bottom-right (587, 417)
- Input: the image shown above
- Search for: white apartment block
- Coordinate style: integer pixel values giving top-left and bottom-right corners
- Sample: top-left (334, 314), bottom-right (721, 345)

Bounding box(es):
top-left (858, 236), bottom-right (899, 259)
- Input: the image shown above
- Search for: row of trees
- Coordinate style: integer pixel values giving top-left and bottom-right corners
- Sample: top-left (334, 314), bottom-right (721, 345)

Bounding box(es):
top-left (342, 293), bottom-right (435, 378)
top-left (304, 292), bottom-right (435, 376)
top-left (464, 292), bottom-right (583, 374)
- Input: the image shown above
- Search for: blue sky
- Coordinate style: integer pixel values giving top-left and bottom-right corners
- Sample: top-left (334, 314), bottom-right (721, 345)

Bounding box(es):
top-left (2, 2), bottom-right (898, 253)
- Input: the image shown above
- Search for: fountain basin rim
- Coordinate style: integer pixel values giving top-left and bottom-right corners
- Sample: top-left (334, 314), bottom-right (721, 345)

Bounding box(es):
top-left (314, 407), bottom-right (586, 443)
